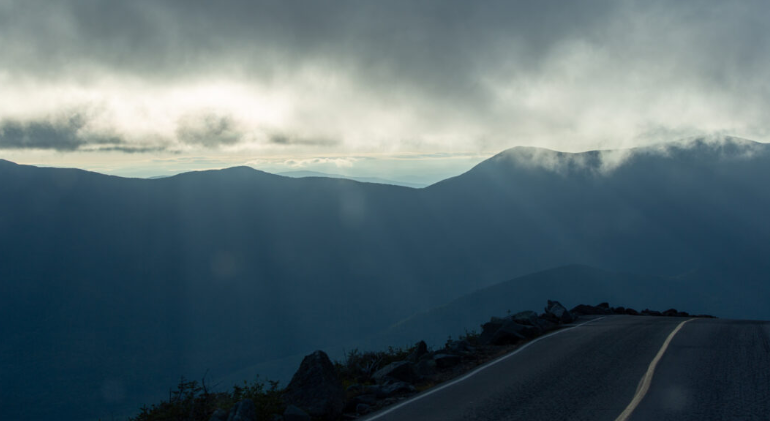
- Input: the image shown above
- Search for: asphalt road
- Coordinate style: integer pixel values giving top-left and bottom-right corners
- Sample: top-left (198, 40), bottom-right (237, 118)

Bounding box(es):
top-left (362, 316), bottom-right (770, 421)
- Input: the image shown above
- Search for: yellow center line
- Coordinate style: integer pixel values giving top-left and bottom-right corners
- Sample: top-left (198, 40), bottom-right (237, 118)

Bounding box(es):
top-left (615, 318), bottom-right (694, 421)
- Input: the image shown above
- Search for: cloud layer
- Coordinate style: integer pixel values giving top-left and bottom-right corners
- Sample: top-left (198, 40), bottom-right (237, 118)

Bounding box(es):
top-left (1, 0), bottom-right (769, 155)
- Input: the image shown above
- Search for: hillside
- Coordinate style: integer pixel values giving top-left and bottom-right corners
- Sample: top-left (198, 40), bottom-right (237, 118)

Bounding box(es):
top-left (368, 265), bottom-right (723, 348)
top-left (1, 137), bottom-right (769, 419)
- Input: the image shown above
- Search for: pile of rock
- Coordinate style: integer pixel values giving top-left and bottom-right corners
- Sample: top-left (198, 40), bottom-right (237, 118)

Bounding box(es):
top-left (272, 342), bottom-right (481, 420)
top-left (208, 400), bottom-right (259, 421)
top-left (283, 350), bottom-right (345, 420)
top-left (570, 302), bottom-right (714, 318)
top-left (220, 300), bottom-right (712, 421)
top-left (477, 300), bottom-right (575, 346)
top-left (342, 337), bottom-right (476, 416)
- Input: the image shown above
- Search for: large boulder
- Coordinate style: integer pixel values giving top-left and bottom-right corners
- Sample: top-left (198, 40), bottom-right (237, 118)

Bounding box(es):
top-left (510, 310), bottom-right (539, 325)
top-left (283, 405), bottom-right (311, 421)
top-left (571, 304), bottom-right (605, 315)
top-left (407, 340), bottom-right (429, 362)
top-left (209, 409), bottom-right (228, 421)
top-left (379, 381), bottom-right (416, 397)
top-left (490, 321), bottom-right (536, 344)
top-left (544, 300), bottom-right (575, 324)
top-left (284, 350), bottom-right (345, 420)
top-left (433, 353), bottom-right (462, 368)
top-left (479, 318), bottom-right (538, 345)
top-left (511, 310), bottom-right (549, 333)
top-left (662, 308), bottom-right (681, 317)
top-left (444, 339), bottom-right (474, 356)
top-left (227, 399), bottom-right (256, 421)
top-left (372, 361), bottom-right (420, 384)
top-left (415, 358), bottom-right (437, 376)
top-left (478, 317), bottom-right (506, 344)
top-left (364, 381), bottom-right (416, 399)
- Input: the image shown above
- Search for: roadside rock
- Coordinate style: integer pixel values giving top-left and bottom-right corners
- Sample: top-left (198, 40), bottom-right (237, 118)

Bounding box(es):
top-left (380, 381), bottom-right (416, 397)
top-left (445, 339), bottom-right (475, 355)
top-left (356, 403), bottom-right (372, 415)
top-left (511, 310), bottom-right (540, 325)
top-left (479, 315), bottom-right (542, 345)
top-left (209, 408), bottom-right (228, 421)
top-left (227, 399), bottom-right (256, 421)
top-left (346, 384), bottom-right (363, 394)
top-left (354, 394), bottom-right (378, 406)
top-left (284, 350), bottom-right (345, 420)
top-left (407, 341), bottom-right (429, 362)
top-left (365, 381), bottom-right (416, 398)
top-left (372, 361), bottom-right (420, 384)
top-left (415, 358), bottom-right (437, 376)
top-left (478, 317), bottom-right (506, 344)
top-left (283, 405), bottom-right (311, 421)
top-left (571, 304), bottom-right (611, 316)
top-left (433, 353), bottom-right (462, 368)
top-left (535, 315), bottom-right (559, 332)
top-left (544, 300), bottom-right (575, 324)
top-left (495, 321), bottom-right (539, 344)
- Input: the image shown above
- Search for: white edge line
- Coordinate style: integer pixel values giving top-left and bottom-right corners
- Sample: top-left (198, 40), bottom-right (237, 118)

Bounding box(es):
top-left (363, 316), bottom-right (607, 421)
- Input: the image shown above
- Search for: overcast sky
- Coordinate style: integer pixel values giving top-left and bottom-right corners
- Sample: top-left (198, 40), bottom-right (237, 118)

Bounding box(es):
top-left (1, 0), bottom-right (768, 179)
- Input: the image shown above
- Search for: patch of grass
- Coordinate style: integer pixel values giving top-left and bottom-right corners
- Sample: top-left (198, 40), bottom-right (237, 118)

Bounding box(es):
top-left (335, 345), bottom-right (416, 387)
top-left (129, 376), bottom-right (284, 421)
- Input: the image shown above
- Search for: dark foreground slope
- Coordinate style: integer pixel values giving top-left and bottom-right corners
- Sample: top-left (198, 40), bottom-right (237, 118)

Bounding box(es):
top-left (0, 137), bottom-right (769, 419)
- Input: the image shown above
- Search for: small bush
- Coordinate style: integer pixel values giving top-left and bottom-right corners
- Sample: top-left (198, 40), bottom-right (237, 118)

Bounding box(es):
top-left (129, 376), bottom-right (283, 421)
top-left (335, 345), bottom-right (415, 386)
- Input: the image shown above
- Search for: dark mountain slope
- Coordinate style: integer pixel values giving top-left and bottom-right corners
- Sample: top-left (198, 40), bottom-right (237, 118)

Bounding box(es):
top-left (370, 264), bottom-right (723, 348)
top-left (422, 138), bottom-right (770, 287)
top-left (1, 137), bottom-right (769, 420)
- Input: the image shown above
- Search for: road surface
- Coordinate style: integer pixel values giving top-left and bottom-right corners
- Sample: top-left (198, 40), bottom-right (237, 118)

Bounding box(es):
top-left (362, 316), bottom-right (770, 421)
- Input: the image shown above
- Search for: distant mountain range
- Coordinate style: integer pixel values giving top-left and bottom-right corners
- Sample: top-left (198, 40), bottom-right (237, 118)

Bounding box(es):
top-left (276, 170), bottom-right (427, 188)
top-left (1, 136), bottom-right (768, 420)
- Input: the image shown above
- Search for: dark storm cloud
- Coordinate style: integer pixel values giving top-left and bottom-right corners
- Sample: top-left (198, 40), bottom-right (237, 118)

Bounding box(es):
top-left (2, 0), bottom-right (770, 152)
top-left (0, 112), bottom-right (169, 153)
top-left (0, 0), bottom-right (637, 102)
top-left (176, 113), bottom-right (243, 147)
top-left (0, 114), bottom-right (122, 151)
top-left (269, 133), bottom-right (338, 147)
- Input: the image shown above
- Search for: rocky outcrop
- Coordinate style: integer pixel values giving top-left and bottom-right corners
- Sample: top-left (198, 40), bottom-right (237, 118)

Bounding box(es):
top-left (283, 405), bottom-right (311, 421)
top-left (372, 361), bottom-right (420, 384)
top-left (284, 350), bottom-right (345, 420)
top-left (544, 300), bottom-right (575, 324)
top-left (150, 300), bottom-right (714, 421)
top-left (275, 302), bottom-right (713, 420)
top-left (209, 408), bottom-right (229, 421)
top-left (226, 399), bottom-right (256, 421)
top-left (511, 310), bottom-right (540, 326)
top-left (491, 321), bottom-right (536, 345)
top-left (570, 302), bottom-right (712, 318)
top-left (415, 358), bottom-right (437, 376)
top-left (479, 307), bottom-right (565, 346)
top-left (407, 340), bottom-right (429, 362)
top-left (433, 353), bottom-right (462, 369)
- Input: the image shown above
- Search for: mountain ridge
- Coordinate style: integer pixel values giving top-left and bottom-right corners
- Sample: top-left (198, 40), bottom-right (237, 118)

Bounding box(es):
top-left (1, 136), bottom-right (770, 420)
